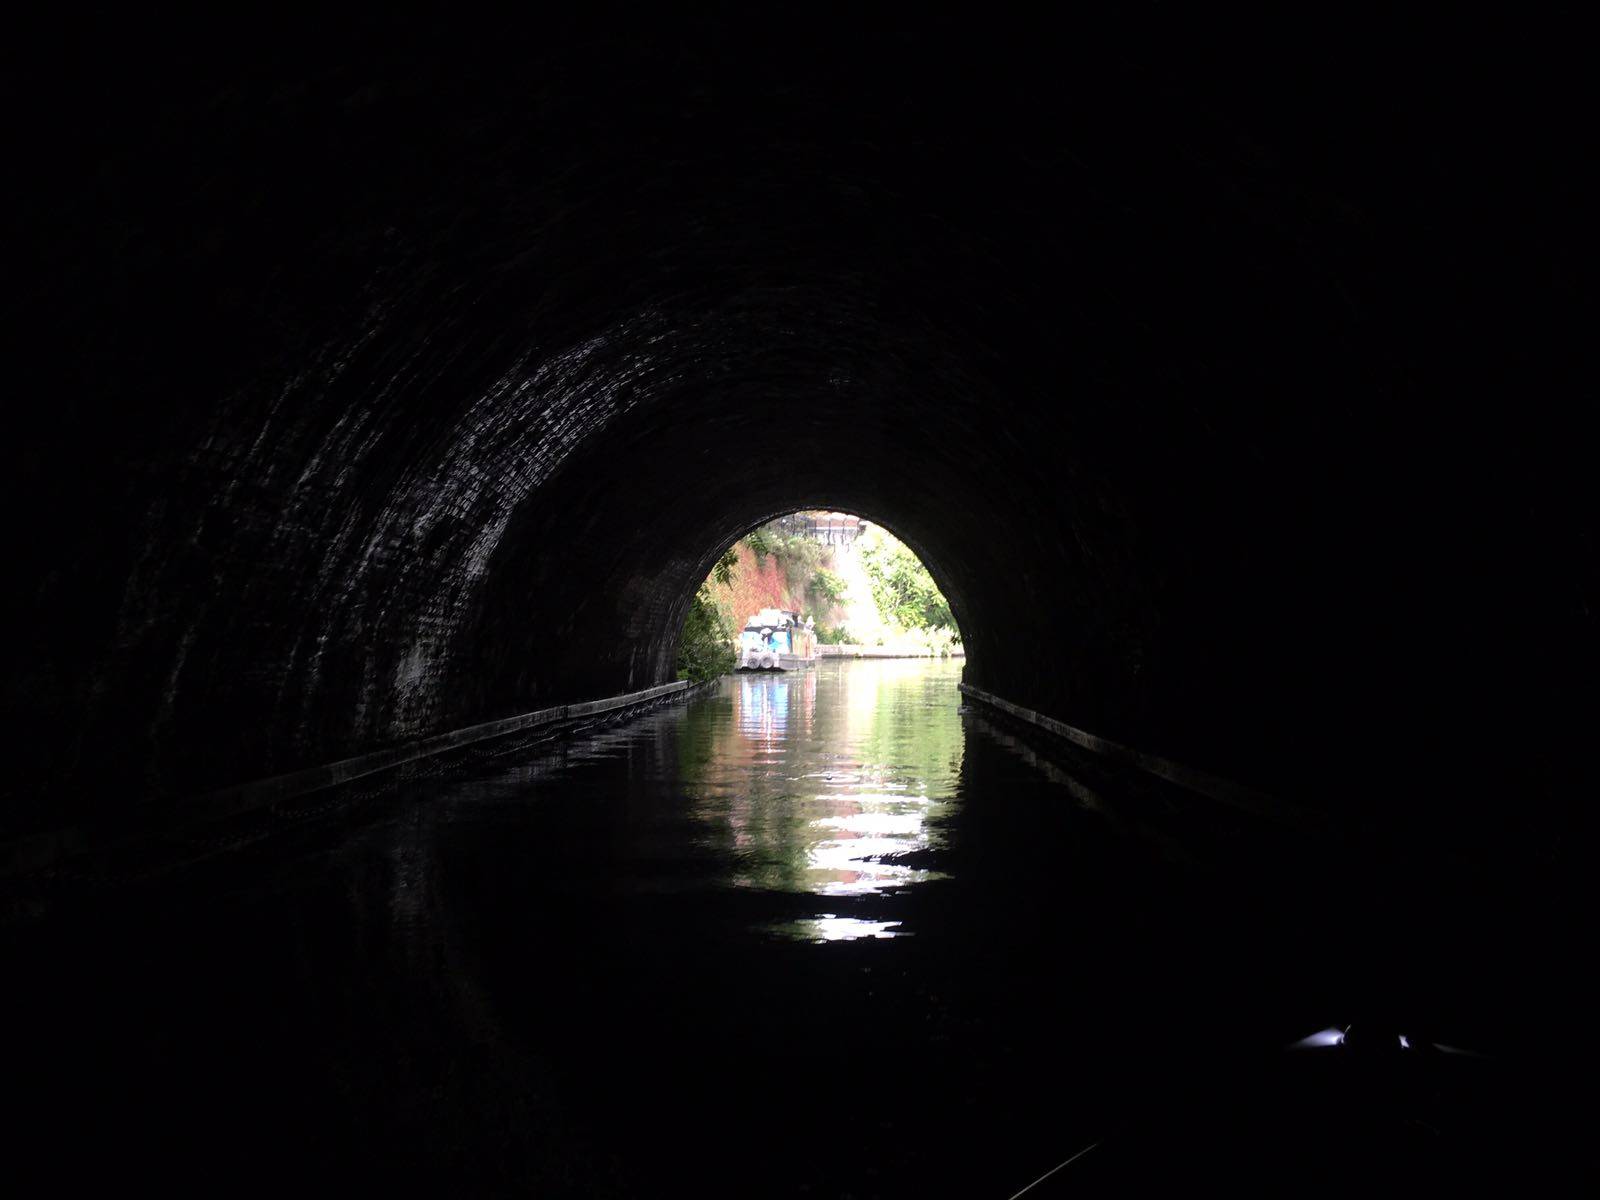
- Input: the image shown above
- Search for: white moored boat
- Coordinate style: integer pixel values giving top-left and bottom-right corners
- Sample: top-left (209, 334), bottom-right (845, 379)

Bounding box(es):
top-left (736, 608), bottom-right (818, 671)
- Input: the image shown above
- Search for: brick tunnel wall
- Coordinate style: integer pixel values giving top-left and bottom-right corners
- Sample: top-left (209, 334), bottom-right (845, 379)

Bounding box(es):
top-left (3, 13), bottom-right (1591, 857)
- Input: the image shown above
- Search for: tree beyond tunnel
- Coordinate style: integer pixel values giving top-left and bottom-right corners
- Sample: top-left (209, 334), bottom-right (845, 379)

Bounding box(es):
top-left (676, 512), bottom-right (961, 682)
top-left (2, 13), bottom-right (1590, 868)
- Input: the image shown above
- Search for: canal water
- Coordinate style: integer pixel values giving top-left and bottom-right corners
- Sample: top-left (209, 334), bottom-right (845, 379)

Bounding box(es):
top-left (3, 660), bottom-right (1575, 1194)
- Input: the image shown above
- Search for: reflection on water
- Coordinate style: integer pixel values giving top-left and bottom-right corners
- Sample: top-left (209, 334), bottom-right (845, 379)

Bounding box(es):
top-left (680, 659), bottom-right (964, 936)
top-left (777, 915), bottom-right (905, 942)
top-left (13, 656), bottom-right (1553, 1197)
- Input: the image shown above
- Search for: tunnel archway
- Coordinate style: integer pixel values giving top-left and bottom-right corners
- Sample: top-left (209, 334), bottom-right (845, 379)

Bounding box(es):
top-left (2, 14), bottom-right (1588, 871)
top-left (671, 507), bottom-right (968, 681)
top-left (679, 505), bottom-right (966, 637)
top-left (4, 19), bottom-right (1592, 1198)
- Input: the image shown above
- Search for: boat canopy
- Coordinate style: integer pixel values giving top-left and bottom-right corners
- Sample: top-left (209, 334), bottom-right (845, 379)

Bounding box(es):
top-left (742, 607), bottom-right (806, 632)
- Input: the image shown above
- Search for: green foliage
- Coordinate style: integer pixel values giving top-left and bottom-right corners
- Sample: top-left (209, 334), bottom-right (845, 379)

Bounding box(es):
top-left (742, 522), bottom-right (834, 615)
top-left (769, 531), bottom-right (823, 596)
top-left (745, 527), bottom-right (777, 563)
top-left (733, 519), bottom-right (957, 643)
top-left (809, 568), bottom-right (848, 606)
top-left (861, 532), bottom-right (959, 637)
top-left (816, 625), bottom-right (853, 644)
top-left (677, 585), bottom-right (737, 682)
top-left (711, 546), bottom-right (738, 586)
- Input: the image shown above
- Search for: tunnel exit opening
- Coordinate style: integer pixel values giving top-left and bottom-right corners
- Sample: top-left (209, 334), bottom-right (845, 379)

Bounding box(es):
top-left (676, 510), bottom-right (964, 685)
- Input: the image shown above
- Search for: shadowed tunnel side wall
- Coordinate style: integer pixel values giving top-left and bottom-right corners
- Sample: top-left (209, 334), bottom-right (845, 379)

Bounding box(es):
top-left (3, 17), bottom-right (1590, 857)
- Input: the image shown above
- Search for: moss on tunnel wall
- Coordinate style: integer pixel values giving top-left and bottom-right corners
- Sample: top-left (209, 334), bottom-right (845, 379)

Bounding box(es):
top-left (2, 13), bottom-right (1591, 856)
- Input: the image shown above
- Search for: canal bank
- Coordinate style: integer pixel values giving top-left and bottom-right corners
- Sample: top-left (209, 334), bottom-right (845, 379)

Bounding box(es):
top-left (816, 643), bottom-right (965, 658)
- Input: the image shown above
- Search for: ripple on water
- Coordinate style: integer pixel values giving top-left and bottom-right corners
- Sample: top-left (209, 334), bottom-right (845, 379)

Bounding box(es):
top-left (678, 660), bottom-right (965, 926)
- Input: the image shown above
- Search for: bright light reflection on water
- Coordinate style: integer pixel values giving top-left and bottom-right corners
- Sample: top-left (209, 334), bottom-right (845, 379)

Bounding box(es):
top-left (681, 660), bottom-right (965, 938)
top-left (769, 916), bottom-right (908, 942)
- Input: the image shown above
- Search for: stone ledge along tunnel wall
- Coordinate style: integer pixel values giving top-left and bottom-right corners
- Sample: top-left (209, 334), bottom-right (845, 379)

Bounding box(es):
top-left (3, 14), bottom-right (1590, 864)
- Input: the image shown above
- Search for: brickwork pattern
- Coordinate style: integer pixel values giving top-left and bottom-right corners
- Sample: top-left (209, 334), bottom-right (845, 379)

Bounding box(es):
top-left (3, 17), bottom-right (1588, 862)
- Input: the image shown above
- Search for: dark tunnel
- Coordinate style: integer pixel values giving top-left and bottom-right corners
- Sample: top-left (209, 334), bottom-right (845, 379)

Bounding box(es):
top-left (6, 16), bottom-right (1588, 858)
top-left (0, 10), bottom-right (1593, 1191)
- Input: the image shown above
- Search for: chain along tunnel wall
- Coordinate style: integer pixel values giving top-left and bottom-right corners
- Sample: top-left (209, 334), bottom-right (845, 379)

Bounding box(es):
top-left (3, 14), bottom-right (1591, 862)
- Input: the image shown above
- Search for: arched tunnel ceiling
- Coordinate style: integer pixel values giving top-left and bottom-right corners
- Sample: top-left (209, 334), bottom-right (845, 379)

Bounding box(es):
top-left (3, 13), bottom-right (1590, 853)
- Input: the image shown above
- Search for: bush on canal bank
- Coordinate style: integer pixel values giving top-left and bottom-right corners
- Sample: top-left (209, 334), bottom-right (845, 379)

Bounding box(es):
top-left (677, 550), bottom-right (739, 682)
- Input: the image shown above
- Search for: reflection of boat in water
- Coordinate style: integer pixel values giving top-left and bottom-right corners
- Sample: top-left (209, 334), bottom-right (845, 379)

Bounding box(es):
top-left (736, 608), bottom-right (818, 671)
